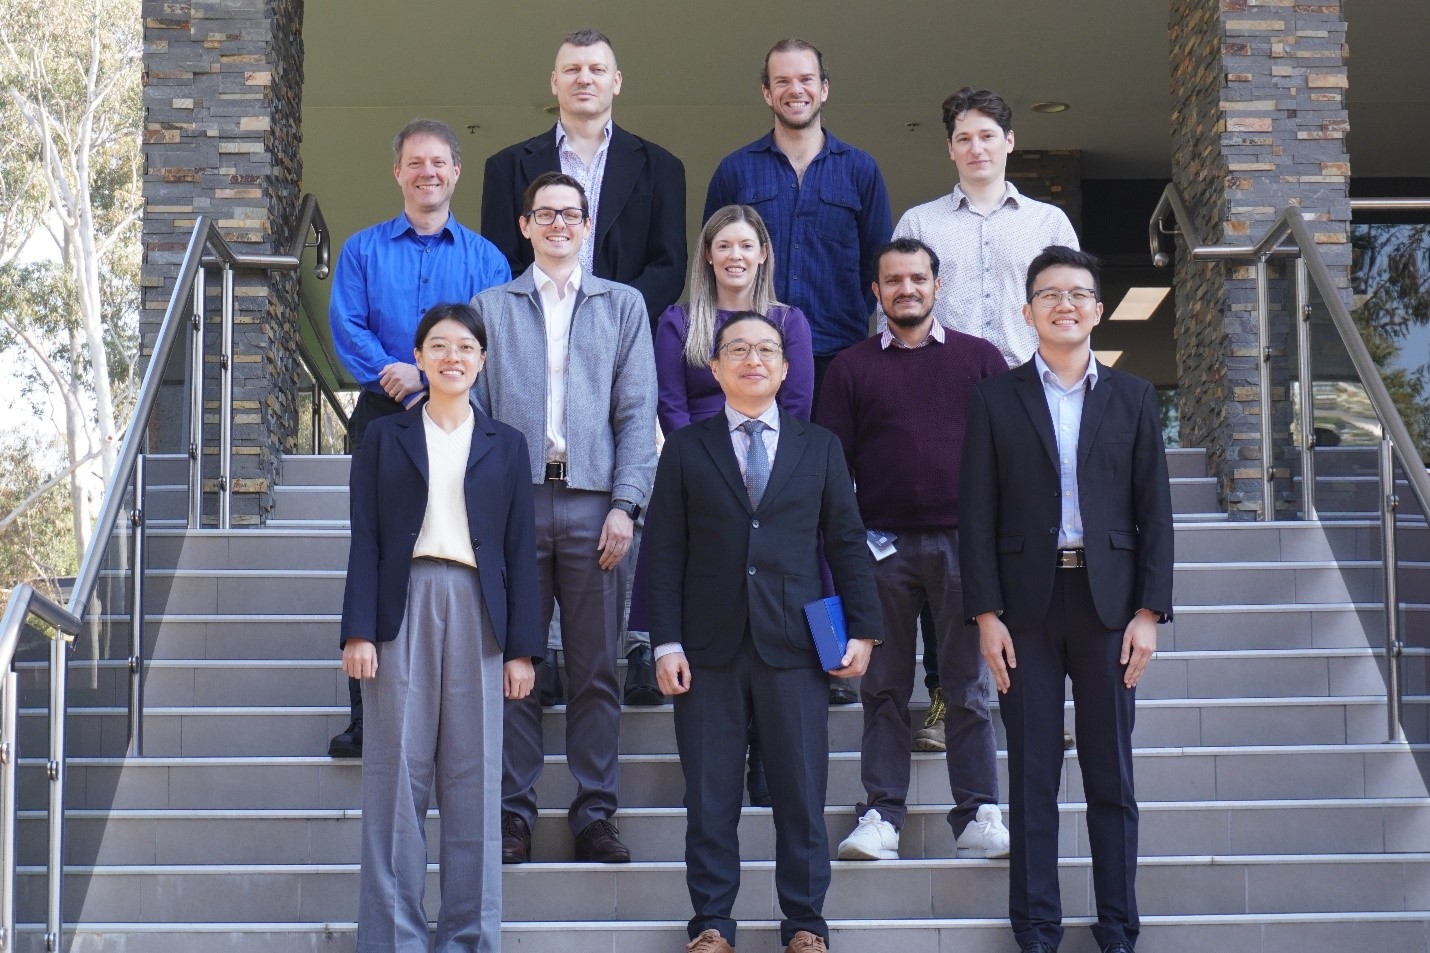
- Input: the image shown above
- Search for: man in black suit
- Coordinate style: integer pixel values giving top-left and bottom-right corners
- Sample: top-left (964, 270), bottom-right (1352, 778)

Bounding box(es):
top-left (960, 246), bottom-right (1173, 953)
top-left (480, 28), bottom-right (687, 327)
top-left (645, 313), bottom-right (882, 953)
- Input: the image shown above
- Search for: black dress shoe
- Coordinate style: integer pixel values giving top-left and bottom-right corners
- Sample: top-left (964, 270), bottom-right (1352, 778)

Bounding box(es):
top-left (574, 818), bottom-right (631, 863)
top-left (327, 717), bottom-right (362, 758)
top-left (501, 812), bottom-right (531, 864)
top-left (1100, 943), bottom-right (1133, 953)
top-left (539, 647), bottom-right (564, 707)
top-left (623, 644), bottom-right (664, 706)
top-left (828, 681), bottom-right (858, 705)
top-left (1020, 943), bottom-right (1057, 953)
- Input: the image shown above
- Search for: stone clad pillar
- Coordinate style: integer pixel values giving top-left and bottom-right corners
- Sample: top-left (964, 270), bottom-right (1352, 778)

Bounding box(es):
top-left (140, 0), bottom-right (305, 525)
top-left (1169, 0), bottom-right (1351, 518)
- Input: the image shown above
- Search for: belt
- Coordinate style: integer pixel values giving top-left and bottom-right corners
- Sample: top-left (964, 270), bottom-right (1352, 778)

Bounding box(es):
top-left (544, 461), bottom-right (567, 482)
top-left (1055, 548), bottom-right (1086, 569)
top-left (414, 555), bottom-right (475, 570)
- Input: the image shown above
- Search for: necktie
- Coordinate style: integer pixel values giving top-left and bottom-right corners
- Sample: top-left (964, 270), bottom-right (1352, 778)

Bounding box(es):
top-left (740, 419), bottom-right (769, 508)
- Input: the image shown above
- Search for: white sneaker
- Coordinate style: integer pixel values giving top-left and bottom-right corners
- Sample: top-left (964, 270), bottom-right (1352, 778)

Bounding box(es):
top-left (837, 808), bottom-right (900, 860)
top-left (956, 804), bottom-right (1010, 858)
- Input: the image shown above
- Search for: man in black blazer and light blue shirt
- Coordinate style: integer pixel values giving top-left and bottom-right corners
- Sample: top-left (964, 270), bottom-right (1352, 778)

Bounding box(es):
top-left (480, 28), bottom-right (687, 327)
top-left (645, 313), bottom-right (883, 953)
top-left (960, 246), bottom-right (1174, 953)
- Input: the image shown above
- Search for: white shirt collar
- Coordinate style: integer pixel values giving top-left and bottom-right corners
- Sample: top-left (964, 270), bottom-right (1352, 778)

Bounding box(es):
top-left (724, 401), bottom-right (781, 433)
top-left (555, 119), bottom-right (613, 150)
top-left (532, 263), bottom-right (582, 298)
top-left (1032, 349), bottom-right (1099, 392)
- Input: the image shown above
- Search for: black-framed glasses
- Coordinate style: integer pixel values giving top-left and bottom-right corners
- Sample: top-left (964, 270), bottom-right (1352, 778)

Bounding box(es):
top-left (717, 341), bottom-right (784, 363)
top-left (527, 206), bottom-right (586, 226)
top-left (1030, 288), bottom-right (1097, 306)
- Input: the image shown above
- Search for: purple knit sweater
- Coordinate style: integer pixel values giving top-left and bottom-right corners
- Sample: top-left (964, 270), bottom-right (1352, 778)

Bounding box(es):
top-left (816, 329), bottom-right (1008, 529)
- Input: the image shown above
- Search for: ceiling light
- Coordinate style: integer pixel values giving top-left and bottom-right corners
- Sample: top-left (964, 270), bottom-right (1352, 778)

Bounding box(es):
top-left (1109, 287), bottom-right (1171, 321)
top-left (1030, 101), bottom-right (1070, 114)
top-left (1093, 350), bottom-right (1123, 366)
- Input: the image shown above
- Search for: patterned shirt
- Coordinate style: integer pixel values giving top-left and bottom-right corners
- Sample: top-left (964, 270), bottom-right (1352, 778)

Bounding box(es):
top-left (556, 120), bottom-right (612, 277)
top-left (891, 182), bottom-right (1078, 366)
top-left (879, 320), bottom-right (945, 350)
top-left (705, 130), bottom-right (892, 356)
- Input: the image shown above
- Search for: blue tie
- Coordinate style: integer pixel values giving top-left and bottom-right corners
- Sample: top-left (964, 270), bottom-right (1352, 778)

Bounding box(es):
top-left (740, 419), bottom-right (769, 508)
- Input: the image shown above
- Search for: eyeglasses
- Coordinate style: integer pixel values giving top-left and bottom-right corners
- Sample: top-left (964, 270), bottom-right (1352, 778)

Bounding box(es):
top-left (717, 342), bottom-right (783, 363)
top-left (1030, 288), bottom-right (1097, 306)
top-left (423, 342), bottom-right (483, 360)
top-left (527, 206), bottom-right (586, 226)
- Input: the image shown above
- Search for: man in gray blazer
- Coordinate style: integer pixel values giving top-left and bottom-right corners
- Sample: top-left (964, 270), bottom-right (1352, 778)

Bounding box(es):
top-left (473, 171), bottom-right (657, 865)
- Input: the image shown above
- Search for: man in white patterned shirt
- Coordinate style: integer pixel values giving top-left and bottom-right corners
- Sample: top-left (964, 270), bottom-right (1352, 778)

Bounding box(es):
top-left (890, 87), bottom-right (1079, 367)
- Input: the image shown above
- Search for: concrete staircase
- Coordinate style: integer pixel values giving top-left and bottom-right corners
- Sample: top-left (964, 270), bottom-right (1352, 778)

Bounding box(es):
top-left (14, 449), bottom-right (1430, 952)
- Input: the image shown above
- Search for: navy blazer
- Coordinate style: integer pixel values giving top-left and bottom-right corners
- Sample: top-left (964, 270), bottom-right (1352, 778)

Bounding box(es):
top-left (959, 360), bottom-right (1174, 632)
top-left (339, 403), bottom-right (543, 662)
top-left (479, 123), bottom-right (688, 324)
top-left (644, 410), bottom-right (882, 669)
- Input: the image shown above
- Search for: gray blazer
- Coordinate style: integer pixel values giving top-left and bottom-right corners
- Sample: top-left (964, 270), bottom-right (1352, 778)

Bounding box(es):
top-left (472, 267), bottom-right (657, 507)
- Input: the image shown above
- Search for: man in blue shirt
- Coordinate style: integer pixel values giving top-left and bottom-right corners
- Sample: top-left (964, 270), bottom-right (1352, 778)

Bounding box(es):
top-left (704, 38), bottom-right (892, 399)
top-left (326, 118), bottom-right (512, 757)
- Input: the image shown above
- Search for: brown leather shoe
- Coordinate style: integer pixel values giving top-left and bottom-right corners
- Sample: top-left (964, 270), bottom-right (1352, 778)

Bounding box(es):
top-left (500, 812), bottom-right (530, 865)
top-left (784, 931), bottom-right (827, 953)
top-left (686, 928), bottom-right (735, 953)
top-left (574, 818), bottom-right (631, 863)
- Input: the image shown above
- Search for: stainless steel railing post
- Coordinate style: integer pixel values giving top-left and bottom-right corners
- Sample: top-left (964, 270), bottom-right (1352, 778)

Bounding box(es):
top-left (188, 269), bottom-right (206, 529)
top-left (47, 630), bottom-right (67, 951)
top-left (1379, 434), bottom-right (1405, 743)
top-left (1294, 258), bottom-right (1317, 520)
top-left (128, 454), bottom-right (146, 757)
top-left (0, 669), bottom-right (15, 953)
top-left (219, 264), bottom-right (235, 530)
top-left (1255, 260), bottom-right (1275, 521)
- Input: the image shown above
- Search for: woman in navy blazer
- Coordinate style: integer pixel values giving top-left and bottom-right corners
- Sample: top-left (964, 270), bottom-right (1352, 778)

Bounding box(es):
top-left (340, 302), bottom-right (542, 953)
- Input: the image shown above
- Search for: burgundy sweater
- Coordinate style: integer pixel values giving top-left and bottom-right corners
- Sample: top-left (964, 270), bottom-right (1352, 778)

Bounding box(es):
top-left (816, 330), bottom-right (1008, 530)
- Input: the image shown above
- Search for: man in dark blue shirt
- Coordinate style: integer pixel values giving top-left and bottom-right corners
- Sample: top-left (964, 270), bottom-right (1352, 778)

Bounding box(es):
top-left (326, 118), bottom-right (512, 758)
top-left (704, 38), bottom-right (892, 398)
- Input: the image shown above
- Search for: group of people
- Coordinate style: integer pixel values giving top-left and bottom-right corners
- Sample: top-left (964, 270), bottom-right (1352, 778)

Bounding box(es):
top-left (329, 28), bottom-right (1174, 953)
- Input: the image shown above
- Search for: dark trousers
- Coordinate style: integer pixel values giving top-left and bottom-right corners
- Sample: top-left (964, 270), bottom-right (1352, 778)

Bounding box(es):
top-left (345, 390), bottom-right (408, 717)
top-left (857, 528), bottom-right (996, 834)
top-left (674, 637), bottom-right (830, 948)
top-left (1001, 568), bottom-right (1140, 952)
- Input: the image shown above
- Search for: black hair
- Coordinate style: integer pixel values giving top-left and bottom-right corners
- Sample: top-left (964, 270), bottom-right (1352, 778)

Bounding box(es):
top-left (1025, 245), bottom-right (1103, 302)
top-left (941, 87), bottom-right (1013, 137)
top-left (876, 237), bottom-right (941, 278)
top-left (414, 302), bottom-right (486, 351)
top-left (712, 311), bottom-right (786, 357)
top-left (522, 171), bottom-right (589, 217)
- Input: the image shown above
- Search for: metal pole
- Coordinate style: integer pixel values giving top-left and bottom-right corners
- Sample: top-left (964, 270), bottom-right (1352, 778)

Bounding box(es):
top-left (1255, 261), bottom-right (1275, 521)
top-left (1294, 258), bottom-right (1317, 519)
top-left (187, 269), bottom-right (206, 529)
top-left (310, 380), bottom-right (321, 455)
top-left (1379, 435), bottom-right (1405, 743)
top-left (127, 455), bottom-right (146, 757)
top-left (47, 628), bottom-right (67, 951)
top-left (0, 670), bottom-right (16, 953)
top-left (219, 265), bottom-right (234, 530)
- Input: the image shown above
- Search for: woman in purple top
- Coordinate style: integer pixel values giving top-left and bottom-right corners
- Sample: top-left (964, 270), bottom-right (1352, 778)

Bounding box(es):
top-left (654, 204), bottom-right (814, 433)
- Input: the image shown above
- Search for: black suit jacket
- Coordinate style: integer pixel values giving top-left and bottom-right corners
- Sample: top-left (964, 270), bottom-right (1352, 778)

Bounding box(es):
top-left (644, 410), bottom-right (882, 669)
top-left (960, 360), bottom-right (1174, 632)
top-left (339, 403), bottom-right (543, 662)
top-left (480, 123), bottom-right (687, 323)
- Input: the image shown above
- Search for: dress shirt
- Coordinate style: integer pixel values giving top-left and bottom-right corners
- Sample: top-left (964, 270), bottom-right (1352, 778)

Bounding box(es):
top-left (329, 212), bottom-right (511, 393)
top-left (556, 120), bottom-right (612, 278)
top-left (412, 406), bottom-right (478, 567)
top-left (704, 130), bottom-right (892, 356)
top-left (1033, 350), bottom-right (1099, 549)
top-left (889, 183), bottom-right (1078, 366)
top-left (533, 264), bottom-right (581, 463)
top-left (879, 320), bottom-right (946, 350)
top-left (653, 400), bottom-right (782, 661)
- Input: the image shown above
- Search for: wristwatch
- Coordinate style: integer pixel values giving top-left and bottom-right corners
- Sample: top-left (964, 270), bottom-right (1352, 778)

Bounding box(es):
top-left (611, 500), bottom-right (641, 520)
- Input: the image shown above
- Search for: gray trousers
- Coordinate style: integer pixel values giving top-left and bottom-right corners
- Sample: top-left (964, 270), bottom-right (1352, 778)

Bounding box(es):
top-left (358, 559), bottom-right (503, 953)
top-left (857, 527), bottom-right (998, 834)
top-left (504, 483), bottom-right (622, 833)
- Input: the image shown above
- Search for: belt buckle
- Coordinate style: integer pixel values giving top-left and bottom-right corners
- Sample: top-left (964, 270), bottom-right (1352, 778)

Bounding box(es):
top-left (1057, 548), bottom-right (1085, 569)
top-left (545, 461), bottom-right (567, 482)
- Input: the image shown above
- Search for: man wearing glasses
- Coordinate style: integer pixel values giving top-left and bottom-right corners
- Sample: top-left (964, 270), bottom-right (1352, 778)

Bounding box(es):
top-left (960, 246), bottom-right (1172, 953)
top-left (472, 171), bottom-right (657, 866)
top-left (646, 312), bottom-right (881, 953)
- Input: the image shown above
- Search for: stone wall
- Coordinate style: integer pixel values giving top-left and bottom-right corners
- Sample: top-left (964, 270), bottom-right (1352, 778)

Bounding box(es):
top-left (1169, 0), bottom-right (1351, 518)
top-left (140, 0), bottom-right (305, 525)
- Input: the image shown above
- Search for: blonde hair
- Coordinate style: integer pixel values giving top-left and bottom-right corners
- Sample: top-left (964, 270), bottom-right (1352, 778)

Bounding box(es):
top-left (682, 205), bottom-right (781, 367)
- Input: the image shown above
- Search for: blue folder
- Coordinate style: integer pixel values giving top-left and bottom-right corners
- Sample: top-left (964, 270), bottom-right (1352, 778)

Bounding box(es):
top-left (803, 596), bottom-right (848, 672)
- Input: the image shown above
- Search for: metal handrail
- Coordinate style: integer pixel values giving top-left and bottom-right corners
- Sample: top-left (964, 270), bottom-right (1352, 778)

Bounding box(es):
top-left (1150, 186), bottom-right (1430, 741)
top-left (0, 194), bottom-right (331, 951)
top-left (296, 338), bottom-right (351, 455)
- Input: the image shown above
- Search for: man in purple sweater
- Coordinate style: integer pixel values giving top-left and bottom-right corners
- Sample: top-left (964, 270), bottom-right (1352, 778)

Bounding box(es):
top-left (817, 237), bottom-right (1010, 862)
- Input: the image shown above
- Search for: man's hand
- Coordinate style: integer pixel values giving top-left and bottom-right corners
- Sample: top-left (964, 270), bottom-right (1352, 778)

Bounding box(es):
top-left (977, 613), bottom-right (1015, 694)
top-left (342, 639), bottom-right (378, 680)
top-left (504, 658), bottom-right (536, 700)
top-left (1120, 609), bottom-right (1159, 688)
top-left (379, 362), bottom-right (423, 401)
top-left (830, 638), bottom-right (874, 678)
top-left (596, 507), bottom-right (634, 571)
top-left (656, 650), bottom-right (691, 696)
